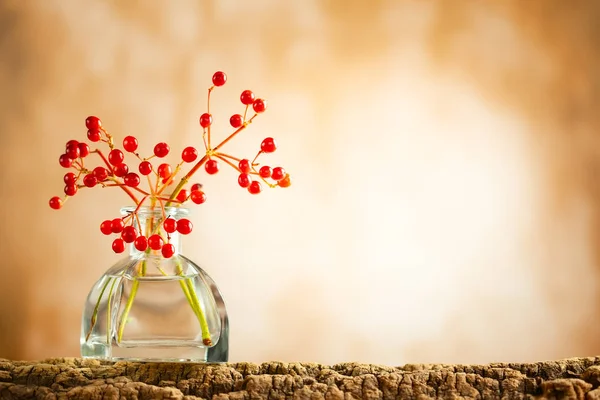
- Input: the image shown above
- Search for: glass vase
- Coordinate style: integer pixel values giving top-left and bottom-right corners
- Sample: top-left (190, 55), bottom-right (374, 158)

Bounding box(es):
top-left (80, 206), bottom-right (228, 362)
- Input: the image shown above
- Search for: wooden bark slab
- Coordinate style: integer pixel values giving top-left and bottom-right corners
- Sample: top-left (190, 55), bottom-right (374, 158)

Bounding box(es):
top-left (0, 357), bottom-right (599, 399)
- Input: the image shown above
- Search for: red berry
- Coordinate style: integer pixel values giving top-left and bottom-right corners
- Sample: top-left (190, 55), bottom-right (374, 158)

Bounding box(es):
top-left (85, 116), bottom-right (101, 130)
top-left (161, 243), bottom-right (176, 258)
top-left (191, 183), bottom-right (203, 192)
top-left (190, 190), bottom-right (206, 204)
top-left (112, 238), bottom-right (125, 254)
top-left (199, 113), bottom-right (212, 128)
top-left (154, 142), bottom-right (170, 158)
top-left (148, 234), bottom-right (163, 250)
top-left (59, 154), bottom-right (72, 168)
top-left (240, 90), bottom-right (255, 105)
top-left (83, 174), bottom-right (97, 188)
top-left (177, 219), bottom-right (193, 235)
top-left (163, 218), bottom-right (177, 233)
top-left (66, 139), bottom-right (79, 149)
top-left (205, 159), bottom-right (219, 175)
top-left (124, 172), bottom-right (140, 187)
top-left (278, 174), bottom-right (292, 188)
top-left (212, 71), bottom-right (227, 86)
top-left (64, 172), bottom-right (77, 185)
top-left (253, 99), bottom-right (267, 113)
top-left (64, 184), bottom-right (77, 196)
top-left (230, 114), bottom-right (243, 128)
top-left (111, 218), bottom-right (124, 233)
top-left (157, 163), bottom-right (171, 179)
top-left (123, 136), bottom-right (138, 152)
top-left (248, 181), bottom-right (262, 194)
top-left (121, 226), bottom-right (138, 243)
top-left (182, 146), bottom-right (198, 163)
top-left (238, 173), bottom-right (251, 188)
top-left (272, 167), bottom-right (285, 181)
top-left (259, 166), bottom-right (272, 178)
top-left (93, 166), bottom-right (109, 181)
top-left (139, 161), bottom-right (153, 175)
top-left (134, 236), bottom-right (148, 251)
top-left (66, 142), bottom-right (80, 159)
top-left (108, 149), bottom-right (124, 166)
top-left (87, 129), bottom-right (101, 142)
top-left (100, 220), bottom-right (112, 235)
top-left (238, 159), bottom-right (251, 173)
top-left (113, 163), bottom-right (129, 178)
top-left (49, 196), bottom-right (62, 210)
top-left (78, 142), bottom-right (90, 158)
top-left (176, 189), bottom-right (188, 203)
top-left (261, 137), bottom-right (277, 153)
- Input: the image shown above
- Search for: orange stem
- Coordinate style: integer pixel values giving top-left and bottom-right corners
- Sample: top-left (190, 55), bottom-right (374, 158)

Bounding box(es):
top-left (166, 114), bottom-right (259, 206)
top-left (207, 86), bottom-right (214, 149)
top-left (131, 195), bottom-right (149, 214)
top-left (214, 154), bottom-right (240, 172)
top-left (93, 149), bottom-right (112, 171)
top-left (215, 152), bottom-right (242, 162)
top-left (251, 150), bottom-right (263, 166)
top-left (92, 149), bottom-right (140, 204)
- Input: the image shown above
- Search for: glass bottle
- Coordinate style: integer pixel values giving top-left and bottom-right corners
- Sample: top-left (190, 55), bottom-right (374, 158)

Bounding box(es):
top-left (80, 206), bottom-right (228, 362)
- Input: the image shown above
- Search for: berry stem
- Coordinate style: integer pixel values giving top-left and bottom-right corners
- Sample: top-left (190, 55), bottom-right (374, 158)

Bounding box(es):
top-left (207, 86), bottom-right (214, 149)
top-left (153, 260), bottom-right (212, 346)
top-left (105, 274), bottom-right (119, 344)
top-left (251, 150), bottom-right (263, 166)
top-left (215, 152), bottom-right (242, 162)
top-left (117, 279), bottom-right (139, 342)
top-left (117, 259), bottom-right (147, 342)
top-left (93, 149), bottom-right (112, 170)
top-left (186, 278), bottom-right (212, 345)
top-left (166, 115), bottom-right (259, 206)
top-left (94, 149), bottom-right (140, 203)
top-left (214, 114), bottom-right (258, 152)
top-left (175, 259), bottom-right (211, 345)
top-left (104, 182), bottom-right (150, 197)
top-left (146, 175), bottom-right (154, 195)
top-left (165, 155), bottom-right (207, 206)
top-left (131, 195), bottom-right (150, 215)
top-left (214, 154), bottom-right (241, 172)
top-left (156, 163), bottom-right (183, 196)
top-left (202, 130), bottom-right (208, 152)
top-left (127, 185), bottom-right (151, 196)
top-left (154, 173), bottom-right (160, 195)
top-left (156, 196), bottom-right (183, 203)
top-left (85, 276), bottom-right (114, 341)
top-left (100, 128), bottom-right (114, 149)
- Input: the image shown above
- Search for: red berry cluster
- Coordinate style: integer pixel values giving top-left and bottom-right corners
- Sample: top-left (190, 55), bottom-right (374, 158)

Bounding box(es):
top-left (49, 71), bottom-right (291, 257)
top-left (235, 138), bottom-right (291, 194)
top-left (100, 215), bottom-right (193, 258)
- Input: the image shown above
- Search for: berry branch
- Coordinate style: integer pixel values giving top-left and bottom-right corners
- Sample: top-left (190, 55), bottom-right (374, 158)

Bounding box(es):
top-left (50, 71), bottom-right (291, 256)
top-left (49, 71), bottom-right (291, 349)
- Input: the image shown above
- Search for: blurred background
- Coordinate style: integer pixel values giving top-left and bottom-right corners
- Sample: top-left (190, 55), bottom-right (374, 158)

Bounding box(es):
top-left (1, 0), bottom-right (600, 366)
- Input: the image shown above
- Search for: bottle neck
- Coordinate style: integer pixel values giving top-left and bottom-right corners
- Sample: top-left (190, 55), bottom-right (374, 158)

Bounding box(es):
top-left (121, 206), bottom-right (188, 257)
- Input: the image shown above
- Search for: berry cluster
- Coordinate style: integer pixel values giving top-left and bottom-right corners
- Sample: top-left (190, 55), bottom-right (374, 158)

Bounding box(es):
top-left (100, 215), bottom-right (193, 257)
top-left (49, 71), bottom-right (291, 257)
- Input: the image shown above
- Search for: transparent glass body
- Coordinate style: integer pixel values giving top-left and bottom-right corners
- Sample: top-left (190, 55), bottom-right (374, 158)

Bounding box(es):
top-left (80, 207), bottom-right (228, 362)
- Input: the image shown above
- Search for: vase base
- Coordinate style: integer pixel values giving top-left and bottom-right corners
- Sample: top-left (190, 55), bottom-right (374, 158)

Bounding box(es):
top-left (81, 341), bottom-right (209, 362)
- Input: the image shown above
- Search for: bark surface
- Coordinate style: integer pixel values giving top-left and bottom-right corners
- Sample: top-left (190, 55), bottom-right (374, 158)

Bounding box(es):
top-left (0, 357), bottom-right (599, 399)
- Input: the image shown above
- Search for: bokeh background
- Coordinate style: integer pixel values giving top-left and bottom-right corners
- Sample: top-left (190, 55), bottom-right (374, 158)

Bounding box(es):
top-left (1, 0), bottom-right (600, 365)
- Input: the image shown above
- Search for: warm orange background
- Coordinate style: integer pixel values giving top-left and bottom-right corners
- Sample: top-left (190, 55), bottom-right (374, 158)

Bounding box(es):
top-left (1, 1), bottom-right (599, 365)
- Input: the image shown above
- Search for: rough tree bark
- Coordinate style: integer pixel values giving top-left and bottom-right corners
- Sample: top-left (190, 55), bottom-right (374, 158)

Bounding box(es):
top-left (0, 357), bottom-right (599, 399)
